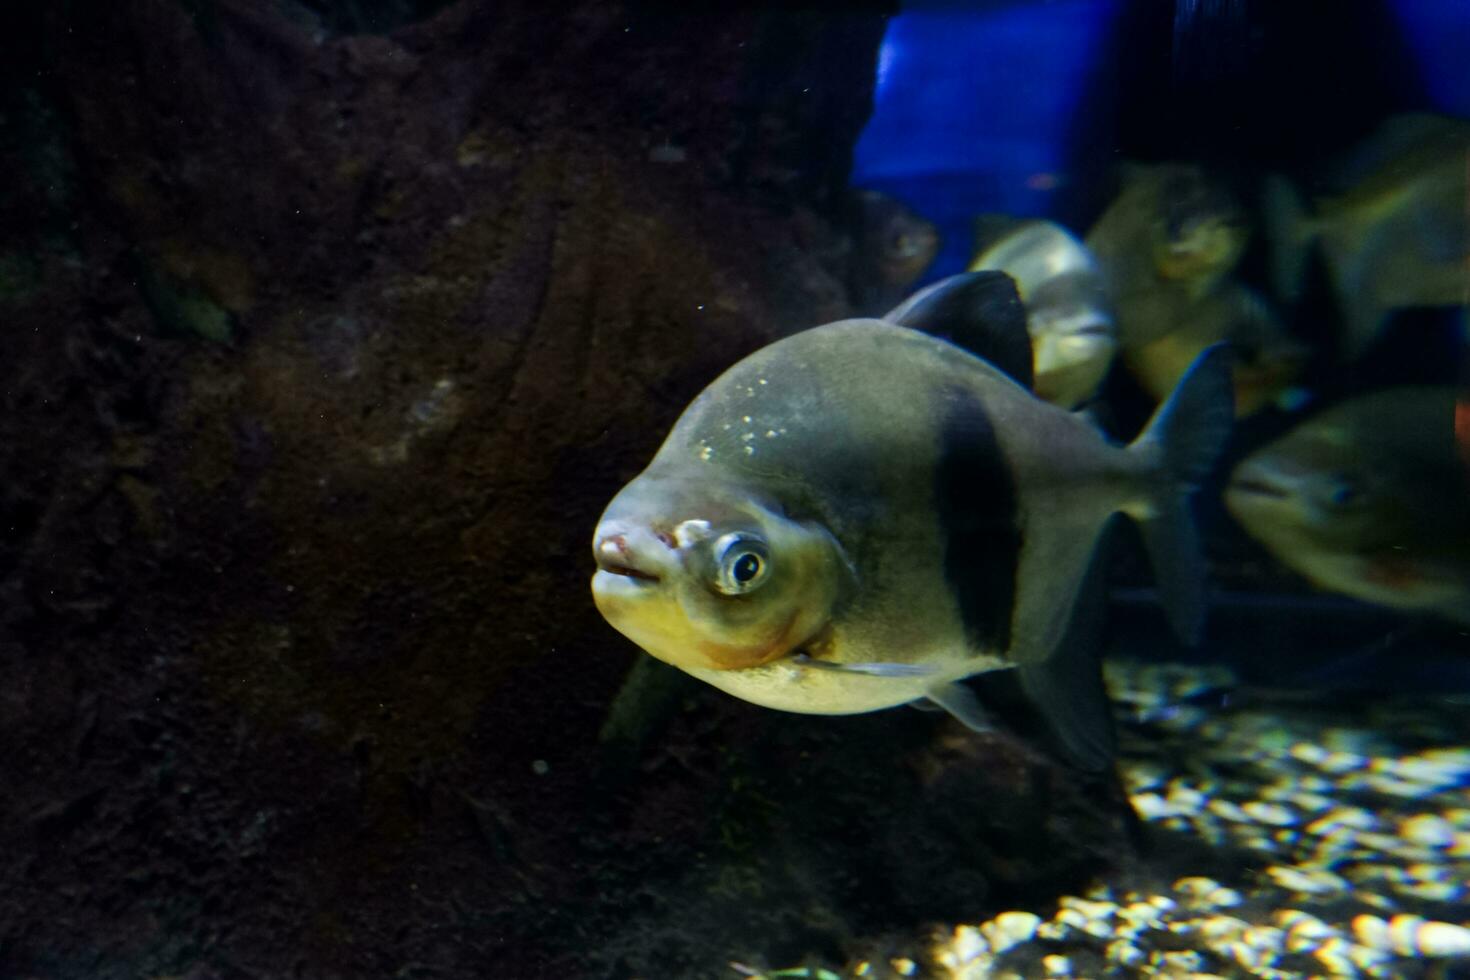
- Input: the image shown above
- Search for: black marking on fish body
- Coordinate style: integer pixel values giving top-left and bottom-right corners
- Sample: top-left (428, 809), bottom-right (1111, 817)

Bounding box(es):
top-left (933, 385), bottom-right (1022, 656)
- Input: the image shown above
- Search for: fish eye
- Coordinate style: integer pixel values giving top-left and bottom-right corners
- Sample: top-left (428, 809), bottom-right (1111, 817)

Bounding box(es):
top-left (712, 533), bottom-right (770, 595)
top-left (1326, 477), bottom-right (1360, 507)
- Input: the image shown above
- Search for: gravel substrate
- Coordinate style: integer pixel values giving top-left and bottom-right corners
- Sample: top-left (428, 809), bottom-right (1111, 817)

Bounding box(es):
top-left (926, 662), bottom-right (1470, 979)
top-left (736, 661), bottom-right (1470, 979)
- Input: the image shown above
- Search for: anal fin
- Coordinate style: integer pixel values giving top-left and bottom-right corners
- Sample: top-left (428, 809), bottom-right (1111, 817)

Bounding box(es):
top-left (926, 679), bottom-right (994, 733)
top-left (1016, 515), bottom-right (1121, 771)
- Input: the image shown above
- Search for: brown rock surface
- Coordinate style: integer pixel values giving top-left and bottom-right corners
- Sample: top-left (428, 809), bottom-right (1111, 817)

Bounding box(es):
top-left (0, 3), bottom-right (1136, 977)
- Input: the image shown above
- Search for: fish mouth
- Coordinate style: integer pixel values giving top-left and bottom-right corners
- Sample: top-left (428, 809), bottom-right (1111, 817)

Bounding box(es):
top-left (593, 529), bottom-right (665, 584)
top-left (598, 561), bottom-right (660, 583)
top-left (1228, 476), bottom-right (1291, 499)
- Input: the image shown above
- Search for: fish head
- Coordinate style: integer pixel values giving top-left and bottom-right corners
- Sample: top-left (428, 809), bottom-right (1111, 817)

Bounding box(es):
top-left (1027, 282), bottom-right (1118, 408)
top-left (590, 474), bottom-right (849, 673)
top-left (1149, 169), bottom-right (1249, 285)
top-left (854, 190), bottom-right (940, 286)
top-left (1225, 429), bottom-right (1387, 550)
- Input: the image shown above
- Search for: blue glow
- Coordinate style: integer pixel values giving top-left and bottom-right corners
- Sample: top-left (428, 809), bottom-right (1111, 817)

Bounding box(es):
top-left (852, 1), bottom-right (1122, 281)
top-left (1390, 0), bottom-right (1470, 116)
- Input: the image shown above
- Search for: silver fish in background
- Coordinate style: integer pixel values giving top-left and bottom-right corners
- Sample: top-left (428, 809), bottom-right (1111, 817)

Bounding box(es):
top-left (1226, 386), bottom-right (1470, 625)
top-left (967, 216), bottom-right (1118, 409)
top-left (591, 272), bottom-right (1235, 770)
top-left (845, 189), bottom-right (941, 314)
top-left (1265, 113), bottom-right (1470, 359)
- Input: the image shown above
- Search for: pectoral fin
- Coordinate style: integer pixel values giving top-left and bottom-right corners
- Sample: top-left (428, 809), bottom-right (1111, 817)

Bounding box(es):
top-left (791, 653), bottom-right (939, 678)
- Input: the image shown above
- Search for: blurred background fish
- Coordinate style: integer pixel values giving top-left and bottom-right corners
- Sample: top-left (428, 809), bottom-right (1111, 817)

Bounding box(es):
top-left (1125, 281), bottom-right (1309, 418)
top-left (845, 188), bottom-right (941, 315)
top-left (1086, 163), bottom-right (1252, 319)
top-left (1225, 386), bottom-right (1470, 625)
top-left (966, 216), bottom-right (1118, 408)
top-left (1265, 113), bottom-right (1470, 360)
top-left (1084, 163), bottom-right (1305, 417)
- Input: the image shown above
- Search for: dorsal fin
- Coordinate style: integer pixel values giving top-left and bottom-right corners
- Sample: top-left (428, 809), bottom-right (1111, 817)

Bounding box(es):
top-left (883, 271), bottom-right (1034, 389)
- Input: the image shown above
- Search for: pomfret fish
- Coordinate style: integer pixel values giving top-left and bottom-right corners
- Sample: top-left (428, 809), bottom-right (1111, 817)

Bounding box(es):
top-left (591, 273), bottom-right (1234, 769)
top-left (1226, 386), bottom-right (1470, 625)
top-left (967, 216), bottom-right (1118, 409)
top-left (1265, 114), bottom-right (1470, 359)
top-left (1086, 163), bottom-right (1251, 332)
top-left (1086, 164), bottom-right (1295, 417)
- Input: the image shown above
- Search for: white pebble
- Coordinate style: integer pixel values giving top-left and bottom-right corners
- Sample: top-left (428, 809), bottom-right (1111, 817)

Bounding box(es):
top-left (1266, 865), bottom-right (1348, 894)
top-left (948, 925), bottom-right (987, 963)
top-left (1173, 876), bottom-right (1220, 895)
top-left (1106, 939), bottom-right (1146, 968)
top-left (1053, 908), bottom-right (1090, 931)
top-left (1242, 925), bottom-right (1286, 951)
top-left (1400, 813), bottom-right (1456, 848)
top-left (1166, 783), bottom-right (1208, 811)
top-left (1314, 937), bottom-right (1358, 976)
top-left (1358, 772), bottom-right (1436, 798)
top-left (1275, 909), bottom-right (1338, 952)
top-left (1413, 920), bottom-right (1470, 957)
top-left (1242, 800), bottom-right (1297, 826)
top-left (1289, 743), bottom-right (1330, 765)
top-left (1390, 754), bottom-right (1470, 787)
top-left (1208, 887), bottom-right (1243, 907)
top-left (1196, 915), bottom-right (1250, 944)
top-left (1130, 793), bottom-right (1175, 820)
top-left (1305, 806), bottom-right (1377, 836)
top-left (1155, 950), bottom-right (1204, 972)
top-left (1358, 914), bottom-right (1470, 957)
top-left (1398, 878), bottom-right (1461, 902)
top-left (982, 911), bottom-right (1040, 954)
top-left (1224, 940), bottom-right (1276, 971)
top-left (1420, 746), bottom-right (1470, 771)
top-left (1208, 799), bottom-right (1251, 823)
top-left (1356, 830), bottom-right (1421, 855)
top-left (1058, 896), bottom-right (1116, 920)
top-left (1118, 902), bottom-right (1166, 931)
top-left (1040, 953), bottom-right (1071, 975)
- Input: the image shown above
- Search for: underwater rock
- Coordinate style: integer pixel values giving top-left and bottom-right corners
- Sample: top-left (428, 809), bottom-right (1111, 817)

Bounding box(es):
top-left (590, 690), bottom-right (1138, 968)
top-left (0, 2), bottom-right (904, 978)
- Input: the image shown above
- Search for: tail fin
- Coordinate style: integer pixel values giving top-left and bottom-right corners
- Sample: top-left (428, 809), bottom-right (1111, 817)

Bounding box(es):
top-left (1128, 344), bottom-right (1236, 643)
top-left (1262, 174), bottom-right (1317, 304)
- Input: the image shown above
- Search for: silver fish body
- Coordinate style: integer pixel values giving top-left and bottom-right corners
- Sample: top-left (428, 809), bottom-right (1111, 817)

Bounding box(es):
top-left (968, 218), bottom-right (1118, 409)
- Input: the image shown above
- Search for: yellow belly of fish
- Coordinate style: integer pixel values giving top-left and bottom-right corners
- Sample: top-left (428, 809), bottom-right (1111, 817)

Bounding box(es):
top-left (685, 653), bottom-right (1005, 717)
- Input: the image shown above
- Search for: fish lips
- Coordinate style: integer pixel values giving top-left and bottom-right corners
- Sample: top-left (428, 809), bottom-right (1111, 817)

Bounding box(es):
top-left (1227, 459), bottom-right (1297, 502)
top-left (1224, 464), bottom-right (1298, 527)
top-left (591, 526), bottom-right (671, 590)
